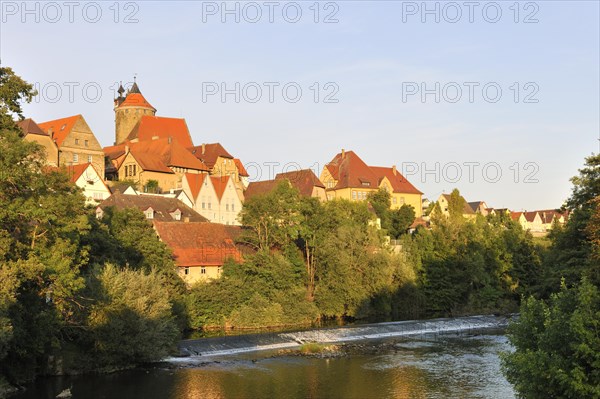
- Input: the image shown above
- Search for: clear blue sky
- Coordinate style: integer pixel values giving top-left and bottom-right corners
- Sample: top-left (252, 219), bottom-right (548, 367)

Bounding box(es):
top-left (2, 1), bottom-right (598, 210)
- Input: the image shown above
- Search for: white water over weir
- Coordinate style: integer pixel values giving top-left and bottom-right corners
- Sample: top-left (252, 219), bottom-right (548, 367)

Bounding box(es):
top-left (169, 315), bottom-right (511, 361)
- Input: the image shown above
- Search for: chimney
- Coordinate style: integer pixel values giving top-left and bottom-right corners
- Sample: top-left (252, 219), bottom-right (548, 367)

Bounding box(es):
top-left (125, 145), bottom-right (129, 153)
top-left (392, 165), bottom-right (397, 176)
top-left (152, 135), bottom-right (159, 140)
top-left (183, 216), bottom-right (190, 223)
top-left (168, 136), bottom-right (172, 144)
top-left (202, 143), bottom-right (206, 155)
top-left (341, 148), bottom-right (345, 159)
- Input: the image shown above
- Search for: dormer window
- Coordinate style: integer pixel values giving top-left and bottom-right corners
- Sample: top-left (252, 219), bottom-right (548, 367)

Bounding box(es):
top-left (95, 207), bottom-right (104, 219)
top-left (171, 209), bottom-right (182, 221)
top-left (144, 207), bottom-right (154, 219)
top-left (362, 182), bottom-right (370, 187)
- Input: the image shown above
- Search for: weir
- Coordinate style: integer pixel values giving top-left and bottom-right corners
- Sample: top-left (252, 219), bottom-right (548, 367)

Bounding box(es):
top-left (168, 315), bottom-right (511, 362)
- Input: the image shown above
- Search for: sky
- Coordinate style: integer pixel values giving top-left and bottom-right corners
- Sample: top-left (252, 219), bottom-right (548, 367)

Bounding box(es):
top-left (1, 0), bottom-right (599, 210)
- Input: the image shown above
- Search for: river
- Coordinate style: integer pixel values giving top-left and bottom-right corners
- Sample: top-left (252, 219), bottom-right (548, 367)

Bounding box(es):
top-left (12, 316), bottom-right (515, 399)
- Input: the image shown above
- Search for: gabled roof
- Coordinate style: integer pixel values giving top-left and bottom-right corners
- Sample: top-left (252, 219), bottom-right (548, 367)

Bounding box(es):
top-left (523, 211), bottom-right (540, 223)
top-left (244, 180), bottom-right (281, 201)
top-left (17, 118), bottom-right (48, 136)
top-left (276, 169), bottom-right (325, 197)
top-left (468, 201), bottom-right (486, 213)
top-left (65, 163), bottom-right (110, 192)
top-left (189, 143), bottom-right (233, 168)
top-left (153, 222), bottom-right (245, 267)
top-left (325, 151), bottom-right (380, 190)
top-left (38, 114), bottom-right (81, 147)
top-left (128, 138), bottom-right (209, 173)
top-left (510, 211), bottom-right (524, 221)
top-left (210, 175), bottom-right (231, 200)
top-left (370, 166), bottom-right (423, 195)
top-left (65, 163), bottom-right (91, 183)
top-left (117, 92), bottom-right (156, 111)
top-left (126, 116), bottom-right (192, 148)
top-left (99, 192), bottom-right (208, 222)
top-left (184, 173), bottom-right (209, 201)
top-left (234, 158), bottom-right (249, 177)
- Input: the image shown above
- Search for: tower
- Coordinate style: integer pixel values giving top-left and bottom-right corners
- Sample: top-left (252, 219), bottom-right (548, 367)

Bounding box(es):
top-left (114, 78), bottom-right (157, 145)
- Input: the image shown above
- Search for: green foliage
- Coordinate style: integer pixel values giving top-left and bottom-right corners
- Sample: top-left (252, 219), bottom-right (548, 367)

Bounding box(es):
top-left (239, 181), bottom-right (303, 251)
top-left (144, 180), bottom-right (160, 194)
top-left (0, 67), bottom-right (37, 126)
top-left (84, 265), bottom-right (179, 368)
top-left (389, 205), bottom-right (416, 238)
top-left (502, 279), bottom-right (600, 399)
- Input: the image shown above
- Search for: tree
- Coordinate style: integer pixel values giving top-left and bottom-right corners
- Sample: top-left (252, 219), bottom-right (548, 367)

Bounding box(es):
top-left (0, 66), bottom-right (36, 127)
top-left (502, 279), bottom-right (600, 399)
top-left (0, 67), bottom-right (91, 383)
top-left (389, 204), bottom-right (416, 238)
top-left (541, 154), bottom-right (600, 293)
top-left (238, 181), bottom-right (303, 251)
top-left (447, 188), bottom-right (466, 221)
top-left (367, 188), bottom-right (391, 231)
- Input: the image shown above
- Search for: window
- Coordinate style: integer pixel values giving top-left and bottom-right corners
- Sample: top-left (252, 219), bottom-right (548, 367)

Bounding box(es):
top-left (75, 139), bottom-right (79, 145)
top-left (88, 155), bottom-right (93, 163)
top-left (226, 203), bottom-right (229, 211)
top-left (352, 191), bottom-right (357, 200)
top-left (84, 140), bottom-right (88, 147)
top-left (201, 197), bottom-right (206, 209)
top-left (93, 192), bottom-right (104, 200)
top-left (393, 197), bottom-right (397, 204)
top-left (400, 197), bottom-right (405, 205)
top-left (231, 203), bottom-right (235, 212)
top-left (208, 201), bottom-right (211, 210)
top-left (73, 153), bottom-right (78, 163)
top-left (201, 267), bottom-right (206, 275)
top-left (145, 208), bottom-right (154, 219)
top-left (184, 267), bottom-right (190, 275)
top-left (362, 181), bottom-right (371, 187)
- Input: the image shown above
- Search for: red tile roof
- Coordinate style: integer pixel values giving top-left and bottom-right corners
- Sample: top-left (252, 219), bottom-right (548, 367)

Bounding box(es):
top-left (126, 116), bottom-right (193, 148)
top-left (189, 143), bottom-right (233, 168)
top-left (17, 118), bottom-right (48, 136)
top-left (129, 138), bottom-right (209, 173)
top-left (244, 180), bottom-right (282, 201)
top-left (154, 222), bottom-right (245, 267)
top-left (38, 114), bottom-right (81, 147)
top-left (510, 211), bottom-right (523, 221)
top-left (325, 150), bottom-right (423, 196)
top-left (210, 175), bottom-right (230, 200)
top-left (276, 169), bottom-right (325, 197)
top-left (184, 173), bottom-right (209, 201)
top-left (370, 166), bottom-right (423, 195)
top-left (117, 92), bottom-right (156, 111)
top-left (325, 151), bottom-right (380, 190)
top-left (65, 163), bottom-right (91, 183)
top-left (234, 158), bottom-right (249, 177)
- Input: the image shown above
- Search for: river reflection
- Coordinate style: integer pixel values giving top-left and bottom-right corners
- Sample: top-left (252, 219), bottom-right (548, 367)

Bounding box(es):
top-left (13, 334), bottom-right (515, 399)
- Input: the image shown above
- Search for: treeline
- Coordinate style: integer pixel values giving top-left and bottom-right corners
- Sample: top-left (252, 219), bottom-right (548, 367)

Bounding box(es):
top-left (186, 181), bottom-right (544, 331)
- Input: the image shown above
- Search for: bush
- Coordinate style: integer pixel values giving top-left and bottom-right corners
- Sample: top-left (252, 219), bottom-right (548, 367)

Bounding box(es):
top-left (85, 265), bottom-right (179, 368)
